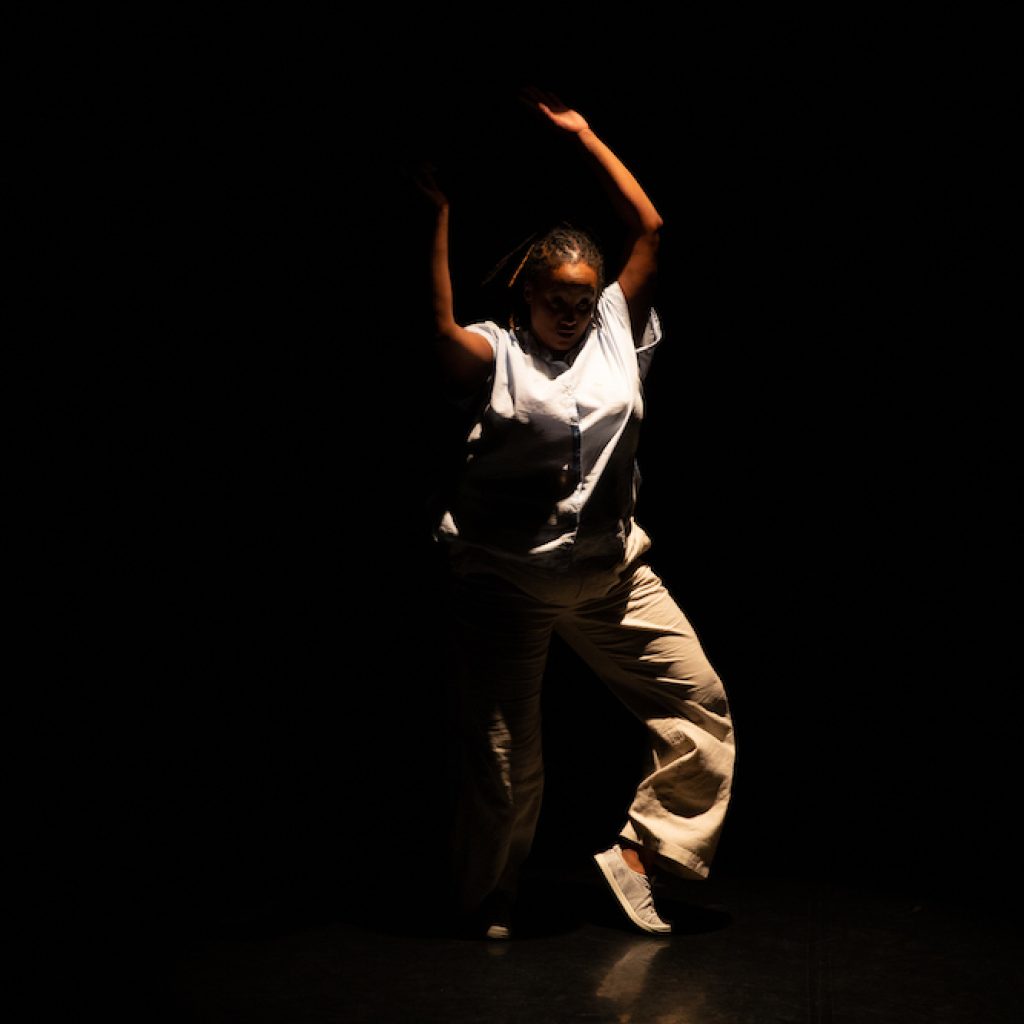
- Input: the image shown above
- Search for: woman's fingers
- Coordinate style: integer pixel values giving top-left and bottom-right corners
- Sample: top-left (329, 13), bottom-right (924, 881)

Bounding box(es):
top-left (520, 84), bottom-right (569, 113)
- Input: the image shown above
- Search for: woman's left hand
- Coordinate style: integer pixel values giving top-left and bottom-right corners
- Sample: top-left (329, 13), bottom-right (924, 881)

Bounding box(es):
top-left (521, 86), bottom-right (590, 134)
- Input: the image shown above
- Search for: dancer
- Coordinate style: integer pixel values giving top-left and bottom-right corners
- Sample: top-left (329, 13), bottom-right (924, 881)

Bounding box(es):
top-left (417, 87), bottom-right (735, 939)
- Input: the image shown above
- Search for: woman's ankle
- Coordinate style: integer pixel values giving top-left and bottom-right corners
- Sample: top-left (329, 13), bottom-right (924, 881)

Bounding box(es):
top-left (619, 841), bottom-right (657, 876)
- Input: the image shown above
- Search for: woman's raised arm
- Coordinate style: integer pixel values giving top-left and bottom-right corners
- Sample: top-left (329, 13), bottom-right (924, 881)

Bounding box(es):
top-left (523, 87), bottom-right (663, 345)
top-left (415, 167), bottom-right (495, 392)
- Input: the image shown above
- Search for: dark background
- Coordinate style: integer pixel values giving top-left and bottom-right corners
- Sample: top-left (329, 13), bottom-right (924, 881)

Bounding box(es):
top-left (102, 14), bottom-right (1015, 936)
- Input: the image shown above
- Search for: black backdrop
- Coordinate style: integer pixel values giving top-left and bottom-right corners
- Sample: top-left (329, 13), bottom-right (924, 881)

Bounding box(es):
top-left (115, 15), bottom-right (1015, 932)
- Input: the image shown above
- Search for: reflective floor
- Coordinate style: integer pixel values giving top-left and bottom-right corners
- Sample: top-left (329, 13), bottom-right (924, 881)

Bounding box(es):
top-left (132, 859), bottom-right (1021, 1023)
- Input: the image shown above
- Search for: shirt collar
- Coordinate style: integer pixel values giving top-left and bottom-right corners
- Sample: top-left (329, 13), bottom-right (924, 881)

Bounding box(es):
top-left (515, 326), bottom-right (594, 367)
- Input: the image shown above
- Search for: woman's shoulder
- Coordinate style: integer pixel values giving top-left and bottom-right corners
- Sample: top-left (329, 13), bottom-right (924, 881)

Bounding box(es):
top-left (595, 281), bottom-right (663, 375)
top-left (597, 280), bottom-right (629, 325)
top-left (599, 279), bottom-right (627, 304)
top-left (465, 319), bottom-right (511, 355)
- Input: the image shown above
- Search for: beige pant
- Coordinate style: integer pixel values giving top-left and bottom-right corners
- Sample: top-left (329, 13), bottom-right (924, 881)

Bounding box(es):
top-left (446, 529), bottom-right (735, 913)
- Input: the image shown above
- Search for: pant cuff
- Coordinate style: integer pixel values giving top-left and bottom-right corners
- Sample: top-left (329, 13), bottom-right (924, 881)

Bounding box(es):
top-left (619, 823), bottom-right (711, 880)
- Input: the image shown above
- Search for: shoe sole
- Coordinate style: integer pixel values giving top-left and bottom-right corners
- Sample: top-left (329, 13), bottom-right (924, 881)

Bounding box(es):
top-left (594, 850), bottom-right (672, 934)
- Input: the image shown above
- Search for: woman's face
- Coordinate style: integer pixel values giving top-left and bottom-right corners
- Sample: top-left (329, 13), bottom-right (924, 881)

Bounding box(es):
top-left (524, 262), bottom-right (598, 353)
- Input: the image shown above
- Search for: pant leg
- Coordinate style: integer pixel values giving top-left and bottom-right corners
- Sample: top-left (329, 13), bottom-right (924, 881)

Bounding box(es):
top-left (556, 562), bottom-right (735, 880)
top-left (446, 569), bottom-right (557, 913)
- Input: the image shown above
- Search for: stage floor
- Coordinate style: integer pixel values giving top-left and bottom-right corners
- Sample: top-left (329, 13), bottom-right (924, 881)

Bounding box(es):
top-left (133, 861), bottom-right (1021, 1023)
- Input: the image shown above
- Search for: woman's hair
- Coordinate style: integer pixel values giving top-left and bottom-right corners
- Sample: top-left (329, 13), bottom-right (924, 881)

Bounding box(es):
top-left (484, 222), bottom-right (605, 334)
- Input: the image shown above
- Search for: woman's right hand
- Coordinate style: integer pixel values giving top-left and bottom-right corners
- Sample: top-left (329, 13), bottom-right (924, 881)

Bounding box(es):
top-left (412, 163), bottom-right (449, 211)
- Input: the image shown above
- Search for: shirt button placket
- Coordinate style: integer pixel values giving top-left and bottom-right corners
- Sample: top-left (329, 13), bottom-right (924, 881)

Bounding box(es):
top-left (565, 381), bottom-right (582, 512)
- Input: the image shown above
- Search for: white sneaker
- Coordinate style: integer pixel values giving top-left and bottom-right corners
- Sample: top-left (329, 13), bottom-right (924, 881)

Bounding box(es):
top-left (480, 889), bottom-right (513, 941)
top-left (593, 844), bottom-right (671, 934)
